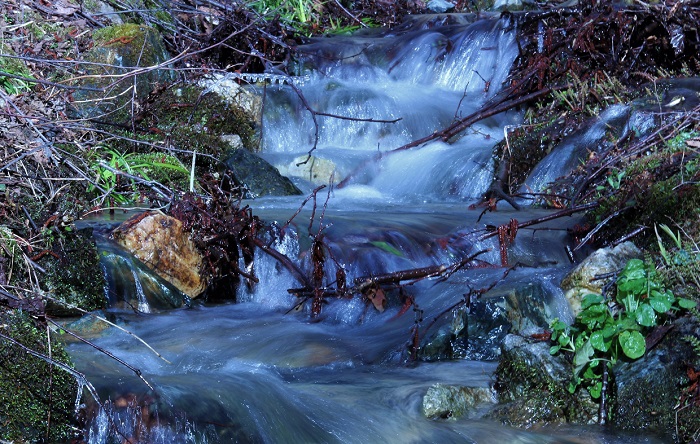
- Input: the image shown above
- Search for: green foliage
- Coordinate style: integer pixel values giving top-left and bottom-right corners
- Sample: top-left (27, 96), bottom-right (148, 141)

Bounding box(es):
top-left (683, 332), bottom-right (700, 357)
top-left (655, 223), bottom-right (700, 302)
top-left (249, 0), bottom-right (375, 36)
top-left (0, 45), bottom-right (34, 95)
top-left (88, 147), bottom-right (188, 204)
top-left (550, 259), bottom-right (696, 399)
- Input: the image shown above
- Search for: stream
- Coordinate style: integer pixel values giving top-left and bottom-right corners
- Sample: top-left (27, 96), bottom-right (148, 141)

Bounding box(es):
top-left (69, 14), bottom-right (664, 444)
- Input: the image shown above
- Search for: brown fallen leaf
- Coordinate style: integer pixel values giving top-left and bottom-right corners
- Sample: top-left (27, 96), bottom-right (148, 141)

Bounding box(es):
top-left (366, 287), bottom-right (386, 313)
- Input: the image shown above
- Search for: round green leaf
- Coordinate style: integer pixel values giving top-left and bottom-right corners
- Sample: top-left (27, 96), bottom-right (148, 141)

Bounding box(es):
top-left (635, 303), bottom-right (657, 327)
top-left (590, 330), bottom-right (608, 352)
top-left (619, 330), bottom-right (646, 359)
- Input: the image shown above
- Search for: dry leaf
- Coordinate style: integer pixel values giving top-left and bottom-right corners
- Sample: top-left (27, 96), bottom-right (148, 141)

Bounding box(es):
top-left (686, 138), bottom-right (700, 148)
top-left (366, 287), bottom-right (386, 313)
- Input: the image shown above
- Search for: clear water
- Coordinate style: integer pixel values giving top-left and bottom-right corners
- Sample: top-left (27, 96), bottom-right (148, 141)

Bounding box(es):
top-left (69, 15), bottom-right (664, 444)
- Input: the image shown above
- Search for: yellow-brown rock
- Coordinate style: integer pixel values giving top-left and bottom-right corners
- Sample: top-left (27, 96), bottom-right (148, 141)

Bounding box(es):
top-left (112, 211), bottom-right (207, 298)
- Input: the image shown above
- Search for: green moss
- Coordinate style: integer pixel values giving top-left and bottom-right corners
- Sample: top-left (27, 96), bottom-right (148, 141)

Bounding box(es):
top-left (489, 338), bottom-right (599, 427)
top-left (93, 23), bottom-right (148, 46)
top-left (0, 310), bottom-right (79, 443)
top-left (42, 228), bottom-right (108, 315)
top-left (493, 351), bottom-right (571, 421)
top-left (137, 85), bottom-right (259, 163)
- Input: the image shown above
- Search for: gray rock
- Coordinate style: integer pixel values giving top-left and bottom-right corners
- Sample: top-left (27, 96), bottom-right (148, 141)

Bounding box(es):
top-left (224, 149), bottom-right (302, 198)
top-left (70, 24), bottom-right (175, 118)
top-left (200, 75), bottom-right (264, 126)
top-left (422, 384), bottom-right (495, 420)
top-left (427, 0), bottom-right (455, 13)
top-left (421, 277), bottom-right (571, 361)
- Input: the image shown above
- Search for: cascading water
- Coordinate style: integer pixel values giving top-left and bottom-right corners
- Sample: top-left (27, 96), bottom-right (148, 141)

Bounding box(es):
top-left (69, 14), bottom-right (664, 443)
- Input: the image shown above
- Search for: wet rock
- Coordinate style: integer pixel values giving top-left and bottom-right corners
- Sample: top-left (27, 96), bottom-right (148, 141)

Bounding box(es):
top-left (57, 310), bottom-right (114, 341)
top-left (615, 317), bottom-right (700, 442)
top-left (199, 75), bottom-right (264, 126)
top-left (276, 155), bottom-right (340, 186)
top-left (561, 242), bottom-right (642, 315)
top-left (421, 278), bottom-right (571, 361)
top-left (486, 334), bottom-right (598, 427)
top-left (97, 237), bottom-right (190, 310)
top-left (112, 211), bottom-right (207, 299)
top-left (422, 384), bottom-right (495, 420)
top-left (224, 149), bottom-right (302, 197)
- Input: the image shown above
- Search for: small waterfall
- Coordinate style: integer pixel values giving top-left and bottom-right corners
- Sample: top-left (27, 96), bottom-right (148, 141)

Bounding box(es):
top-left (259, 16), bottom-right (520, 201)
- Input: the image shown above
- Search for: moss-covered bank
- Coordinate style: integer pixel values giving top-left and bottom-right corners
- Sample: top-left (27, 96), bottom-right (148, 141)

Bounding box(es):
top-left (0, 310), bottom-right (80, 443)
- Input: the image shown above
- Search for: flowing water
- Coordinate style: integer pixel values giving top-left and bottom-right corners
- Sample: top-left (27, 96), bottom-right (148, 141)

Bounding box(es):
top-left (69, 14), bottom-right (664, 444)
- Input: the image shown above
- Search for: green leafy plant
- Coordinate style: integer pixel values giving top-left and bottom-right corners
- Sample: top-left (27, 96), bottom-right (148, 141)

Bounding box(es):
top-left (550, 258), bottom-right (696, 399)
top-left (88, 147), bottom-right (189, 204)
top-left (249, 0), bottom-right (321, 34)
top-left (0, 49), bottom-right (34, 95)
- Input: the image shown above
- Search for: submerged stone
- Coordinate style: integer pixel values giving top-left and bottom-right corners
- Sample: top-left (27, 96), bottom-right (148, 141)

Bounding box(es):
top-left (276, 155), bottom-right (341, 186)
top-left (112, 211), bottom-right (207, 298)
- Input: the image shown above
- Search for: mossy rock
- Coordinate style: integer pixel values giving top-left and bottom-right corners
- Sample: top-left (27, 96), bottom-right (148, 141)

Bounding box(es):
top-left (615, 317), bottom-right (700, 442)
top-left (486, 334), bottom-right (598, 427)
top-left (42, 227), bottom-right (108, 316)
top-left (70, 23), bottom-right (175, 119)
top-left (138, 84), bottom-right (260, 159)
top-left (0, 309), bottom-right (79, 443)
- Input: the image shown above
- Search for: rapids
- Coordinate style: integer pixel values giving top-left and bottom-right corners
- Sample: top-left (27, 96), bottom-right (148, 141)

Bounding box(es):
top-left (69, 14), bottom-right (664, 443)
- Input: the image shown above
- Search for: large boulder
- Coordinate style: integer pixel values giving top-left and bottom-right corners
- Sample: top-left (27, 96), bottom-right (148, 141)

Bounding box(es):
top-left (112, 211), bottom-right (207, 298)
